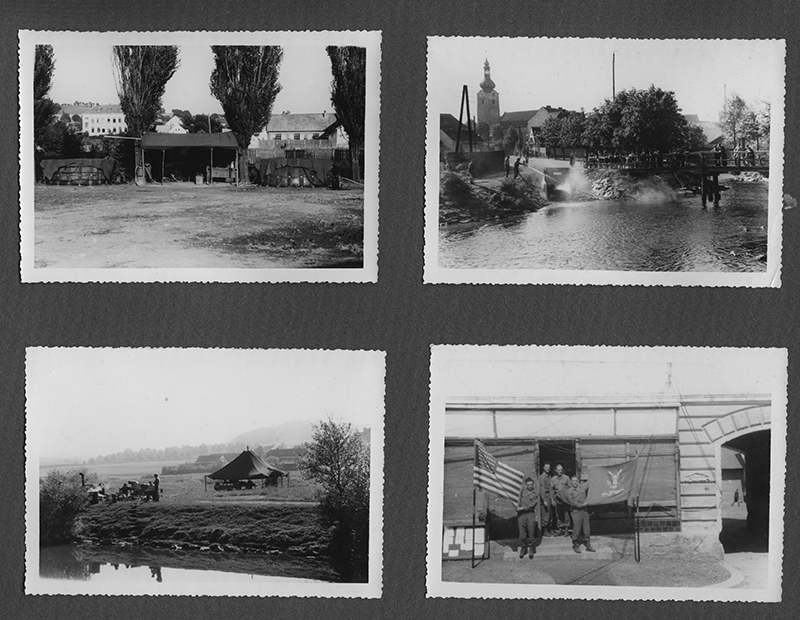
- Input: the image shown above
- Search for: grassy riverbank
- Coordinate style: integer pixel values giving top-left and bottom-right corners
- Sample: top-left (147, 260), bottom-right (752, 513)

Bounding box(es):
top-left (439, 172), bottom-right (546, 225)
top-left (76, 502), bottom-right (328, 556)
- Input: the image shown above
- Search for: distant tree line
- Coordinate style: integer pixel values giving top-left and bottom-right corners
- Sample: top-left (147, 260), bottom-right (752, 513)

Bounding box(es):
top-left (86, 442), bottom-right (281, 465)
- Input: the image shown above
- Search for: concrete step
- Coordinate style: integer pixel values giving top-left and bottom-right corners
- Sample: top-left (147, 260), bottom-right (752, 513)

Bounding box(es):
top-left (500, 537), bottom-right (614, 561)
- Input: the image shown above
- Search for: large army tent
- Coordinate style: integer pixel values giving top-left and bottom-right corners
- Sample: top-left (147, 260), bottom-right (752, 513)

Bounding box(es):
top-left (205, 449), bottom-right (287, 491)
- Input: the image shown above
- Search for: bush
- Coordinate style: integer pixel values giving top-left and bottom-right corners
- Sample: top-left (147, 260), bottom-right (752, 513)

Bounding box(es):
top-left (39, 471), bottom-right (89, 545)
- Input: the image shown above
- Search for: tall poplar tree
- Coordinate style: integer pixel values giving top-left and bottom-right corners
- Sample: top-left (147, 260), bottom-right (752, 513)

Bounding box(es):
top-left (113, 45), bottom-right (180, 181)
top-left (209, 46), bottom-right (283, 182)
top-left (327, 46), bottom-right (366, 183)
top-left (34, 45), bottom-right (59, 152)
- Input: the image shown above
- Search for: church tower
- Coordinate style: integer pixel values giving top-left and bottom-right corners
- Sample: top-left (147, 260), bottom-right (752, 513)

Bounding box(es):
top-left (476, 58), bottom-right (500, 127)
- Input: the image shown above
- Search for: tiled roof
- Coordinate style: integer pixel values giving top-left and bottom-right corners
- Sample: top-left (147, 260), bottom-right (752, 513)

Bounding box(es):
top-left (265, 113), bottom-right (337, 133)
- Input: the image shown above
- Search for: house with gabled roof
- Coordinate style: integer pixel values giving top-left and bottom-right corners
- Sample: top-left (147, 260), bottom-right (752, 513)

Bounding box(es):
top-left (249, 111), bottom-right (347, 149)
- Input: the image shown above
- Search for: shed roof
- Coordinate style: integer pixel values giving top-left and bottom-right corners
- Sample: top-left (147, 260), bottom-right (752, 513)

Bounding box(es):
top-left (141, 131), bottom-right (238, 149)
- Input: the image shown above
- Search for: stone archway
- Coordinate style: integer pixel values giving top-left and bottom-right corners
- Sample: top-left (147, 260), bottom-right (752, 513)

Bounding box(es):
top-left (701, 406), bottom-right (771, 555)
top-left (702, 406), bottom-right (771, 551)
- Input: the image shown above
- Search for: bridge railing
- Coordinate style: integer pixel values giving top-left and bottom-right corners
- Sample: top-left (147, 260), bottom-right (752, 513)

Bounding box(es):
top-left (583, 150), bottom-right (769, 170)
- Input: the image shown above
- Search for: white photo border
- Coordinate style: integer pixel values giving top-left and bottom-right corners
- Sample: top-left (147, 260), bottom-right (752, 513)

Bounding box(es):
top-left (423, 37), bottom-right (786, 287)
top-left (25, 346), bottom-right (385, 597)
top-left (19, 30), bottom-right (381, 283)
top-left (427, 345), bottom-right (787, 601)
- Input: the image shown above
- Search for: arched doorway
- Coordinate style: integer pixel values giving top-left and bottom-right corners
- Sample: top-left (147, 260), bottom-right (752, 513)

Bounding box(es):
top-left (718, 429), bottom-right (770, 554)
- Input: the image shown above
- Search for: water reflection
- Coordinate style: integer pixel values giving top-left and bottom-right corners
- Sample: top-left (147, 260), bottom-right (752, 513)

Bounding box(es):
top-left (440, 181), bottom-right (768, 272)
top-left (40, 544), bottom-right (335, 584)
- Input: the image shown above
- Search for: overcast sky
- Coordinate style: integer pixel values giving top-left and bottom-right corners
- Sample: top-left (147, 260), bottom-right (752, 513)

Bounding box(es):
top-left (438, 346), bottom-right (785, 401)
top-left (28, 348), bottom-right (384, 462)
top-left (429, 38), bottom-right (784, 124)
top-left (48, 44), bottom-right (333, 116)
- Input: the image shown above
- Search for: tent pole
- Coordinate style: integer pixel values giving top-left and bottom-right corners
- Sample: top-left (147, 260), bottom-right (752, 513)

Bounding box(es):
top-left (210, 147), bottom-right (214, 186)
top-left (204, 476), bottom-right (207, 493)
top-left (161, 149), bottom-right (165, 186)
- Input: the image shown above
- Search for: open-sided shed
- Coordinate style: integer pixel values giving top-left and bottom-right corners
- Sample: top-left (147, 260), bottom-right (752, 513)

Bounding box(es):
top-left (141, 131), bottom-right (240, 184)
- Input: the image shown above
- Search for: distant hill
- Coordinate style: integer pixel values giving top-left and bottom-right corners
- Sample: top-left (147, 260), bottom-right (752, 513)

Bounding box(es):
top-left (228, 420), bottom-right (315, 449)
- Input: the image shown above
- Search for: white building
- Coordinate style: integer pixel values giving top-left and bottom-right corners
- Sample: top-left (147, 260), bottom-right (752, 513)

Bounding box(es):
top-left (81, 104), bottom-right (127, 136)
top-left (155, 115), bottom-right (188, 134)
top-left (249, 112), bottom-right (347, 149)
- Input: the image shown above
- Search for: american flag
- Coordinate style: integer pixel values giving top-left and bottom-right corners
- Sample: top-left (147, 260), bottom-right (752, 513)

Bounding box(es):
top-left (473, 439), bottom-right (525, 501)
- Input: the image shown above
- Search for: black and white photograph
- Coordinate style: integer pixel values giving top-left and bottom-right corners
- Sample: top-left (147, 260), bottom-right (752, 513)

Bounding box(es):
top-left (19, 30), bottom-right (380, 282)
top-left (424, 37), bottom-right (786, 286)
top-left (25, 347), bottom-right (385, 596)
top-left (427, 346), bottom-right (786, 601)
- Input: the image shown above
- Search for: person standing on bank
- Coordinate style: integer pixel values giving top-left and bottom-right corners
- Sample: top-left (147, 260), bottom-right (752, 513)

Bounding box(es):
top-left (566, 475), bottom-right (595, 553)
top-left (551, 464), bottom-right (572, 536)
top-left (732, 488), bottom-right (741, 506)
top-left (513, 157), bottom-right (522, 179)
top-left (504, 155), bottom-right (511, 178)
top-left (516, 477), bottom-right (539, 559)
top-left (539, 462), bottom-right (554, 536)
top-left (153, 473), bottom-right (160, 502)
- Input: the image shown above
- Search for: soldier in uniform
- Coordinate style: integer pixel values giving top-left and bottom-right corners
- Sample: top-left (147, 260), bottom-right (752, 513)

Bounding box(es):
top-left (538, 462), bottom-right (554, 536)
top-left (515, 477), bottom-right (538, 559)
top-left (565, 475), bottom-right (596, 553)
top-left (551, 464), bottom-right (572, 536)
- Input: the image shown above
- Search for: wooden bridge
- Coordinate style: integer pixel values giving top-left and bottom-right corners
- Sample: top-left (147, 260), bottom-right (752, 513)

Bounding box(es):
top-left (584, 150), bottom-right (769, 206)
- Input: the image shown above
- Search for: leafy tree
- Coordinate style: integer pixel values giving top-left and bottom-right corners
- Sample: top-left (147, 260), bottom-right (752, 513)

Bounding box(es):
top-left (538, 116), bottom-right (562, 148)
top-left (490, 123), bottom-right (505, 150)
top-left (327, 46), bottom-right (367, 183)
top-left (113, 45), bottom-right (180, 179)
top-left (582, 87), bottom-right (696, 153)
top-left (719, 94), bottom-right (748, 149)
top-left (41, 120), bottom-right (84, 159)
top-left (40, 471), bottom-right (88, 544)
top-left (298, 418), bottom-right (370, 582)
top-left (503, 126), bottom-right (519, 153)
top-left (559, 111), bottom-right (587, 149)
top-left (210, 45), bottom-right (283, 182)
top-left (182, 113), bottom-right (224, 134)
top-left (682, 123), bottom-right (707, 151)
top-left (34, 45), bottom-right (59, 152)
top-left (475, 121), bottom-right (490, 143)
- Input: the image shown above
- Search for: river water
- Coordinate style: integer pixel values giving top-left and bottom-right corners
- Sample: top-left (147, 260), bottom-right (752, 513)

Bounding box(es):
top-left (39, 543), bottom-right (333, 587)
top-left (439, 180), bottom-right (768, 272)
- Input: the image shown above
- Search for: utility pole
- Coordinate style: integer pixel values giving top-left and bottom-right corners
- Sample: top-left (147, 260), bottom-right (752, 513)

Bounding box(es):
top-left (612, 52), bottom-right (616, 101)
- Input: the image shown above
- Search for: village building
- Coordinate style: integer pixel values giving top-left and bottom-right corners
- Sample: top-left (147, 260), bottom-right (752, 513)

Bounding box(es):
top-left (249, 111), bottom-right (346, 150)
top-left (155, 115), bottom-right (188, 134)
top-left (264, 447), bottom-right (307, 471)
top-left (78, 104), bottom-right (127, 136)
top-left (683, 114), bottom-right (726, 148)
top-left (439, 113), bottom-right (484, 156)
top-left (437, 350), bottom-right (781, 564)
top-left (499, 106), bottom-right (571, 144)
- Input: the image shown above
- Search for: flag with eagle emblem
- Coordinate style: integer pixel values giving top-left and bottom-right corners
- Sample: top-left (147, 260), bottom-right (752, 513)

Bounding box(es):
top-left (585, 459), bottom-right (639, 505)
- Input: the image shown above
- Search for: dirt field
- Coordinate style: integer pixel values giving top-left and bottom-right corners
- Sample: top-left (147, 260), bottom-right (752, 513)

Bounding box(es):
top-left (33, 183), bottom-right (364, 269)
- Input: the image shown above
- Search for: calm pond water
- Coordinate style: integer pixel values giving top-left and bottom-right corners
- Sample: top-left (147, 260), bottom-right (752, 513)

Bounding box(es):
top-left (40, 544), bottom-right (332, 586)
top-left (439, 181), bottom-right (768, 272)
